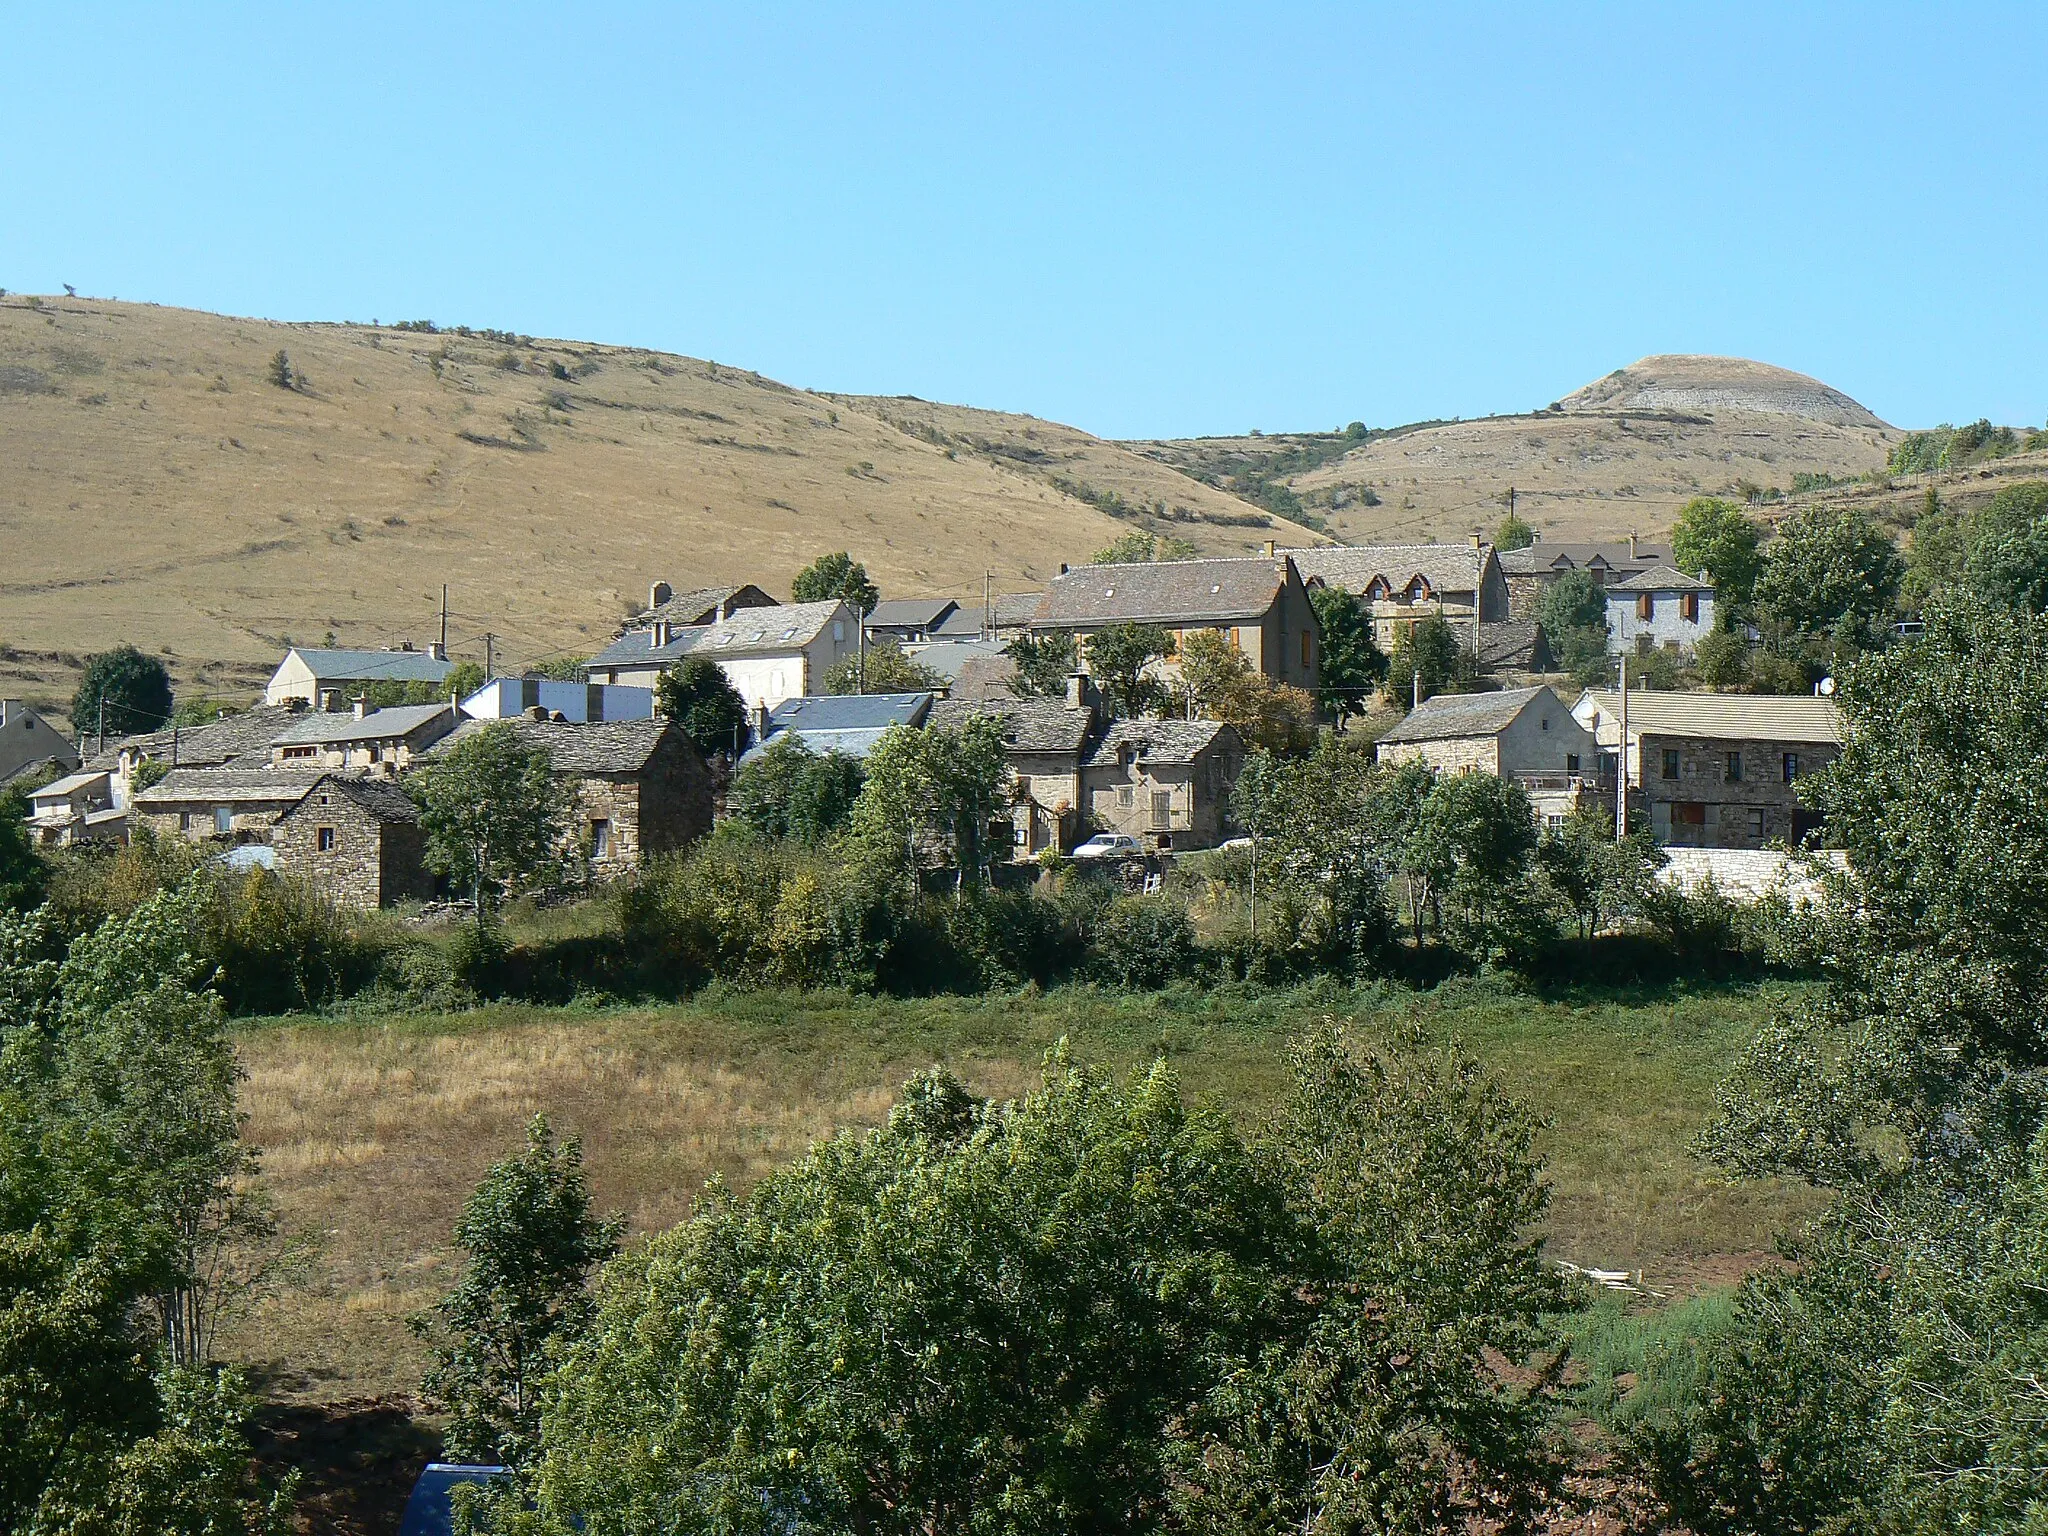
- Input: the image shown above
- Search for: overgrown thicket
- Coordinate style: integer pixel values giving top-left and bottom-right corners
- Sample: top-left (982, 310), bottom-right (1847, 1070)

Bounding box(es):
top-left (474, 1027), bottom-right (1569, 1534)
top-left (1594, 593), bottom-right (2048, 1533)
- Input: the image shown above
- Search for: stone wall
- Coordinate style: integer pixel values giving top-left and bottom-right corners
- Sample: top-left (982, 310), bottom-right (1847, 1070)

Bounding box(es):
top-left (273, 799), bottom-right (430, 908)
top-left (1638, 731), bottom-right (1837, 848)
top-left (1375, 735), bottom-right (1500, 776)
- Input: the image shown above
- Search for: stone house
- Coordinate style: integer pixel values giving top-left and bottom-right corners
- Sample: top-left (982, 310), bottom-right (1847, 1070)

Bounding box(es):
top-left (86, 705), bottom-right (303, 808)
top-left (1080, 718), bottom-right (1244, 852)
top-left (864, 599), bottom-right (960, 645)
top-left (24, 770), bottom-right (125, 846)
top-left (1498, 537), bottom-right (1674, 619)
top-left (1030, 556), bottom-right (1321, 692)
top-left (131, 766), bottom-right (325, 841)
top-left (622, 582), bottom-right (779, 637)
top-left (582, 599), bottom-right (860, 714)
top-left (928, 688), bottom-right (1099, 856)
top-left (1605, 566), bottom-right (1716, 656)
top-left (1573, 689), bottom-right (1842, 849)
top-left (263, 645), bottom-right (452, 707)
top-left (429, 716), bottom-right (714, 874)
top-left (0, 699), bottom-right (78, 789)
top-left (271, 775), bottom-right (431, 908)
top-left (1287, 541), bottom-right (1511, 654)
top-left (1374, 685), bottom-right (1603, 827)
top-left (270, 701), bottom-right (461, 774)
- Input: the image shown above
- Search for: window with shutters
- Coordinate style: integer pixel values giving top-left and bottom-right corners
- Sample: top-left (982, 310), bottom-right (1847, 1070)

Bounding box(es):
top-left (1150, 791), bottom-right (1172, 829)
top-left (1637, 593), bottom-right (1653, 620)
top-left (1681, 592), bottom-right (1699, 622)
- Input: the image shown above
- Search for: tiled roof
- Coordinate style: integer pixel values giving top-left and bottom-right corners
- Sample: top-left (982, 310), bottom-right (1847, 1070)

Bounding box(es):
top-left (1497, 541), bottom-right (1673, 577)
top-left (1607, 564), bottom-right (1713, 594)
top-left (587, 599), bottom-right (847, 669)
top-left (272, 702), bottom-right (456, 746)
top-left (1082, 717), bottom-right (1237, 767)
top-left (282, 774), bottom-right (419, 823)
top-left (1287, 544), bottom-right (1492, 596)
top-left (431, 717), bottom-right (684, 775)
top-left (86, 705), bottom-right (302, 771)
top-left (1377, 685), bottom-right (1559, 744)
top-left (619, 584), bottom-right (778, 637)
top-left (134, 767), bottom-right (326, 804)
top-left (929, 697), bottom-right (1096, 756)
top-left (866, 599), bottom-right (959, 629)
top-left (1576, 689), bottom-right (1842, 745)
top-left (1033, 558), bottom-right (1291, 628)
top-left (286, 648), bottom-right (453, 685)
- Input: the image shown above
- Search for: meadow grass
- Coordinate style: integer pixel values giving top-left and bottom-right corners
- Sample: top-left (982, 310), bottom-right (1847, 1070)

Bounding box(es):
top-left (227, 975), bottom-right (1811, 1402)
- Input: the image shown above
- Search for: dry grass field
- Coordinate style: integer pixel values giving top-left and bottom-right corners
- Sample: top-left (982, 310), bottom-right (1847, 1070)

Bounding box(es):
top-left (227, 981), bottom-right (1808, 1405)
top-left (0, 296), bottom-right (1304, 717)
top-left (1137, 355), bottom-right (1906, 546)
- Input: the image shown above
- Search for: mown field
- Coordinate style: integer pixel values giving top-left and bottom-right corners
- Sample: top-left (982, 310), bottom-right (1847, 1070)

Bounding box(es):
top-left (227, 976), bottom-right (1813, 1405)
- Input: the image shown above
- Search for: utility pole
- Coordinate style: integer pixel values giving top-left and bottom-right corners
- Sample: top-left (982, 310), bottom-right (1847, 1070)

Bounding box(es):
top-left (856, 609), bottom-right (866, 696)
top-left (1616, 652), bottom-right (1629, 841)
top-left (1412, 668), bottom-right (1422, 712)
top-left (484, 632), bottom-right (495, 681)
top-left (97, 693), bottom-right (105, 757)
top-left (439, 584), bottom-right (449, 657)
top-left (984, 569), bottom-right (994, 640)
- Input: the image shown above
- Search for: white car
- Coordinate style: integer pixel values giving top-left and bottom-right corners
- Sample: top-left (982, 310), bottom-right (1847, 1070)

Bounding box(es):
top-left (1070, 833), bottom-right (1141, 860)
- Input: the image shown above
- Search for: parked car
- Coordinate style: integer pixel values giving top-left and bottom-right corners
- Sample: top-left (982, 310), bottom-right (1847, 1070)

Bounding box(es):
top-left (1071, 833), bottom-right (1141, 860)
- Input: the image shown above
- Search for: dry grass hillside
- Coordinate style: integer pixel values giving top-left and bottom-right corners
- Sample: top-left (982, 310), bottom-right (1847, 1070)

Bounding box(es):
top-left (0, 297), bottom-right (1298, 715)
top-left (1136, 356), bottom-right (1902, 546)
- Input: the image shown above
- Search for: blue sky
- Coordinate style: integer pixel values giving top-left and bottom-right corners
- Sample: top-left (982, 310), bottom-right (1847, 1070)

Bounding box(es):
top-left (3, 3), bottom-right (2042, 438)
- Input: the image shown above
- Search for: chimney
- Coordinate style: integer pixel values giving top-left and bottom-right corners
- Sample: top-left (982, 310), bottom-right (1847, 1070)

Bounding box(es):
top-left (1066, 672), bottom-right (1096, 713)
top-left (429, 641), bottom-right (447, 662)
top-left (319, 688), bottom-right (341, 713)
top-left (524, 704), bottom-right (548, 721)
top-left (351, 696), bottom-right (370, 720)
top-left (750, 701), bottom-right (770, 743)
top-left (1262, 539), bottom-right (1276, 558)
top-left (1629, 531), bottom-right (1639, 557)
top-left (651, 618), bottom-right (672, 649)
top-left (717, 597), bottom-right (730, 623)
top-left (1058, 562), bottom-right (1070, 576)
top-left (650, 580), bottom-right (673, 611)
top-left (0, 698), bottom-right (16, 726)
top-left (1470, 533), bottom-right (1482, 550)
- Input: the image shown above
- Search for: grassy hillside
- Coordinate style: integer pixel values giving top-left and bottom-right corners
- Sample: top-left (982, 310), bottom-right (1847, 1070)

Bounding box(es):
top-left (228, 978), bottom-right (1808, 1404)
top-left (0, 297), bottom-right (1302, 716)
top-left (1135, 356), bottom-right (1908, 546)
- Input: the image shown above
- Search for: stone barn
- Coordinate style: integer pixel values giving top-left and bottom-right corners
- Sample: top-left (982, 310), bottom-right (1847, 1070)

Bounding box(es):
top-left (271, 775), bottom-right (432, 908)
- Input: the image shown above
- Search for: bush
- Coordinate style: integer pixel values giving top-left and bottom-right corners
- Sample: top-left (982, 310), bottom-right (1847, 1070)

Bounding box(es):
top-left (1092, 895), bottom-right (1197, 988)
top-left (206, 870), bottom-right (397, 1013)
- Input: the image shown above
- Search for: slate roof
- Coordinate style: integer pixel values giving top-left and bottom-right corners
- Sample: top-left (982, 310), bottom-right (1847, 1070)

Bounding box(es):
top-left (900, 639), bottom-right (1007, 682)
top-left (866, 599), bottom-right (959, 630)
top-left (945, 652), bottom-right (1022, 702)
top-left (1476, 621), bottom-right (1551, 673)
top-left (1575, 689), bottom-right (1843, 745)
top-left (86, 705), bottom-right (303, 772)
top-left (134, 767), bottom-right (327, 804)
top-left (431, 717), bottom-right (684, 775)
top-left (1287, 544), bottom-right (1491, 596)
top-left (621, 584), bottom-right (778, 636)
top-left (287, 648), bottom-right (453, 686)
top-left (1497, 541), bottom-right (1674, 577)
top-left (280, 774), bottom-right (420, 823)
top-left (1377, 685), bottom-right (1559, 744)
top-left (32, 770), bottom-right (112, 800)
top-left (1081, 717), bottom-right (1236, 767)
top-left (933, 592), bottom-right (1044, 636)
top-left (1607, 564), bottom-right (1714, 594)
top-left (928, 697), bottom-right (1096, 756)
top-left (587, 599), bottom-right (846, 669)
top-left (743, 692), bottom-right (933, 763)
top-left (1034, 558), bottom-right (1292, 628)
top-left (272, 703), bottom-right (457, 746)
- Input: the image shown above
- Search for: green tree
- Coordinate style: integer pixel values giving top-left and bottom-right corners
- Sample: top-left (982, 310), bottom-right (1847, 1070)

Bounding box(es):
top-left (406, 725), bottom-right (573, 917)
top-left (1536, 568), bottom-right (1611, 681)
top-left (0, 785), bottom-right (46, 911)
top-left (71, 645), bottom-right (174, 739)
top-left (1752, 504), bottom-right (1904, 663)
top-left (266, 350), bottom-right (292, 389)
top-left (1963, 479), bottom-right (2048, 614)
top-left (1091, 529), bottom-right (1198, 564)
top-left (790, 551), bottom-right (879, 615)
top-left (494, 1036), bottom-right (1563, 1535)
top-left (1230, 741), bottom-right (1399, 963)
top-left (850, 716), bottom-right (1009, 890)
top-left (1174, 631), bottom-right (1316, 752)
top-left (655, 655), bottom-right (749, 759)
top-left (1670, 496), bottom-right (1763, 603)
top-left (822, 641), bottom-right (946, 696)
top-left (411, 1114), bottom-right (623, 1466)
top-left (1535, 806), bottom-right (1663, 940)
top-left (1903, 485), bottom-right (1969, 606)
top-left (726, 735), bottom-right (865, 845)
top-left (1633, 593), bottom-right (2048, 1533)
top-left (1307, 583), bottom-right (1382, 721)
top-left (1387, 612), bottom-right (1469, 704)
top-left (1494, 509), bottom-right (1536, 550)
top-left (1407, 770), bottom-right (1544, 962)
top-left (1083, 622), bottom-right (1173, 717)
top-left (1691, 627), bottom-right (1752, 689)
top-left (1002, 631), bottom-right (1078, 698)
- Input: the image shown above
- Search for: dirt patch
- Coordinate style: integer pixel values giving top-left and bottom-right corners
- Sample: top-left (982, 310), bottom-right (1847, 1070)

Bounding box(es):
top-left (249, 1396), bottom-right (438, 1536)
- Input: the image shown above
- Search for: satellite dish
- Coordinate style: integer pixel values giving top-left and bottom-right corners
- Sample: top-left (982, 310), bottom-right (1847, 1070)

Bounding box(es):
top-left (1817, 676), bottom-right (1837, 696)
